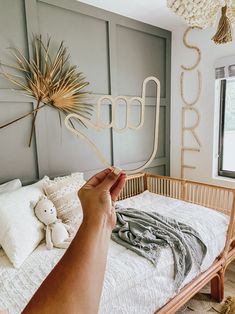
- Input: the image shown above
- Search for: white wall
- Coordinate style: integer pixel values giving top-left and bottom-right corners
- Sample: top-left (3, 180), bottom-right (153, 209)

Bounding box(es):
top-left (79, 0), bottom-right (183, 31)
top-left (171, 26), bottom-right (235, 188)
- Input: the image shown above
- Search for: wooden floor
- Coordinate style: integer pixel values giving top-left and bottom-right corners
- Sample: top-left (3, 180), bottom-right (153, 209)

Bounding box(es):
top-left (177, 261), bottom-right (235, 313)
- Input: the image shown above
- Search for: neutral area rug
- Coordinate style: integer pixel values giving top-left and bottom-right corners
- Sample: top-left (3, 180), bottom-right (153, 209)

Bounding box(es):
top-left (178, 261), bottom-right (235, 313)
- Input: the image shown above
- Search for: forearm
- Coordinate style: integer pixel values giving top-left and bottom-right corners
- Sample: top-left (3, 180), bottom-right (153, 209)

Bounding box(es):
top-left (23, 216), bottom-right (112, 314)
top-left (65, 216), bottom-right (112, 313)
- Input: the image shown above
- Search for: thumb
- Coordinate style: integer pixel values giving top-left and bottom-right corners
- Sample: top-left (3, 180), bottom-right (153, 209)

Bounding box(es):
top-left (98, 170), bottom-right (120, 191)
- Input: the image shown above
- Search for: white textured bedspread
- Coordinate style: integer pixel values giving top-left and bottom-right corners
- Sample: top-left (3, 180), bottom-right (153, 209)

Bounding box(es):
top-left (0, 191), bottom-right (229, 314)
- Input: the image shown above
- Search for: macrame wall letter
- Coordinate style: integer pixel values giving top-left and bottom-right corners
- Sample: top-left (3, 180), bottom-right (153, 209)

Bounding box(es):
top-left (182, 107), bottom-right (202, 147)
top-left (180, 27), bottom-right (202, 179)
top-left (181, 27), bottom-right (202, 71)
top-left (65, 76), bottom-right (161, 175)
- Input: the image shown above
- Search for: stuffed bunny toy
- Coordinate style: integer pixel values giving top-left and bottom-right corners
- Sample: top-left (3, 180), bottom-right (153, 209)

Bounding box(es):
top-left (34, 196), bottom-right (72, 250)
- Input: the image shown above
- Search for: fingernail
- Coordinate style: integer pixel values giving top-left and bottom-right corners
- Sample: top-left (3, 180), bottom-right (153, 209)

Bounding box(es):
top-left (112, 167), bottom-right (122, 175)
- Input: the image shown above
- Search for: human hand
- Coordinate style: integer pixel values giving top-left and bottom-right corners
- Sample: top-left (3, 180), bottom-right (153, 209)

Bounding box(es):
top-left (78, 168), bottom-right (126, 230)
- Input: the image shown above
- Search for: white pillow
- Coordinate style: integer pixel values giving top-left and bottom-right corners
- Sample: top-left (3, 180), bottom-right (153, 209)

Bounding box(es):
top-left (0, 179), bottom-right (46, 268)
top-left (0, 179), bottom-right (22, 249)
top-left (0, 179), bottom-right (22, 194)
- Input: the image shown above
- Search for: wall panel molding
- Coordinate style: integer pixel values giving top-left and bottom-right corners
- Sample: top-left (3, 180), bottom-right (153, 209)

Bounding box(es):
top-left (0, 91), bottom-right (38, 184)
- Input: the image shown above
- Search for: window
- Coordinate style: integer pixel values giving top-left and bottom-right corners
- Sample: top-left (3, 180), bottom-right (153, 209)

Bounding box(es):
top-left (218, 78), bottom-right (235, 178)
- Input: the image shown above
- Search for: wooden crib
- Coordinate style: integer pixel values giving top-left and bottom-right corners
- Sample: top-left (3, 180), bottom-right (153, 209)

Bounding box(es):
top-left (118, 173), bottom-right (235, 314)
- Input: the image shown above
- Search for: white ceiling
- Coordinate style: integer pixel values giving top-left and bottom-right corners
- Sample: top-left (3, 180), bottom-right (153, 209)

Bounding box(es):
top-left (79, 0), bottom-right (185, 31)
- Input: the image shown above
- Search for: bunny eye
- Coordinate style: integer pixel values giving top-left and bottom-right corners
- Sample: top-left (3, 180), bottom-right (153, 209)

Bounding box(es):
top-left (44, 210), bottom-right (47, 212)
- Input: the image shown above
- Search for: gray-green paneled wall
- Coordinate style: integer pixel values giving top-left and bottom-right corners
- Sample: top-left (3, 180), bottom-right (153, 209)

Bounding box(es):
top-left (0, 0), bottom-right (171, 183)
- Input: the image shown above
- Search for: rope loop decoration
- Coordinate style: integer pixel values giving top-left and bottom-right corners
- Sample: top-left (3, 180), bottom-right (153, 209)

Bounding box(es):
top-left (65, 76), bottom-right (161, 174)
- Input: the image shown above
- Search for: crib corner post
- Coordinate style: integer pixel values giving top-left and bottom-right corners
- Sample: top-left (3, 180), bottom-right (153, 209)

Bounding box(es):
top-left (223, 191), bottom-right (235, 259)
top-left (211, 269), bottom-right (224, 303)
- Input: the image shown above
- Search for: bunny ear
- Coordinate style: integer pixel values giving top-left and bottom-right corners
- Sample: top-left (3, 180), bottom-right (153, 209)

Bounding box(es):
top-left (31, 195), bottom-right (47, 209)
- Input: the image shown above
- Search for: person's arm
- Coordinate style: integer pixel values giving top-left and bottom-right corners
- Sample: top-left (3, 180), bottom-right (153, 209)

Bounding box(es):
top-left (23, 168), bottom-right (126, 314)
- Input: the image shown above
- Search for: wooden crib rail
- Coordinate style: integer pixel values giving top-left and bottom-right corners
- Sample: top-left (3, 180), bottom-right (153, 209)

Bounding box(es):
top-left (146, 174), bottom-right (182, 200)
top-left (146, 173), bottom-right (235, 215)
top-left (118, 173), bottom-right (145, 200)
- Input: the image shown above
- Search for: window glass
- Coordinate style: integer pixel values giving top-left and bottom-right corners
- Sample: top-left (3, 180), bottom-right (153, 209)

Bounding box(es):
top-left (222, 79), bottom-right (235, 172)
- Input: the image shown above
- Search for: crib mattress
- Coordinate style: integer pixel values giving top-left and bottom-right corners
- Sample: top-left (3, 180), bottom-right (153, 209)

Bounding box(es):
top-left (0, 191), bottom-right (229, 314)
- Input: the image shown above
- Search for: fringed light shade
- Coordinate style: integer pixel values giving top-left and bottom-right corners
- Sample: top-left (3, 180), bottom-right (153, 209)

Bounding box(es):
top-left (167, 0), bottom-right (235, 44)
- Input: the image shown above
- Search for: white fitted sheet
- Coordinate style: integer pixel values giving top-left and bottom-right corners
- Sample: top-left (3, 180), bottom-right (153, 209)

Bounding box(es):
top-left (0, 191), bottom-right (229, 314)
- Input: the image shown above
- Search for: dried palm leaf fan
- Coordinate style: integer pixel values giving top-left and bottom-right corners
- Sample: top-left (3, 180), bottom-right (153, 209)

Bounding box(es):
top-left (167, 0), bottom-right (235, 44)
top-left (0, 35), bottom-right (91, 146)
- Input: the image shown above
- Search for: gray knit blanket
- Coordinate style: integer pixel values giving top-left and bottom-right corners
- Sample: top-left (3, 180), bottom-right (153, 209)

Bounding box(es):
top-left (112, 206), bottom-right (207, 289)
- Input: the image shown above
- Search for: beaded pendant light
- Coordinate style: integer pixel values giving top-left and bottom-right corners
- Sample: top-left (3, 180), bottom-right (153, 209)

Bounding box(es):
top-left (167, 0), bottom-right (235, 44)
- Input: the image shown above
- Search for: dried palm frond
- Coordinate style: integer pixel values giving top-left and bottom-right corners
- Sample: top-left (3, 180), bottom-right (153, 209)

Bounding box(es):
top-left (0, 35), bottom-right (91, 146)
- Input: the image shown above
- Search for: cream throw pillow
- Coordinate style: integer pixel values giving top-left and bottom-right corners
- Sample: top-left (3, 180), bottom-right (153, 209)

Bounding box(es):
top-left (43, 173), bottom-right (85, 236)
